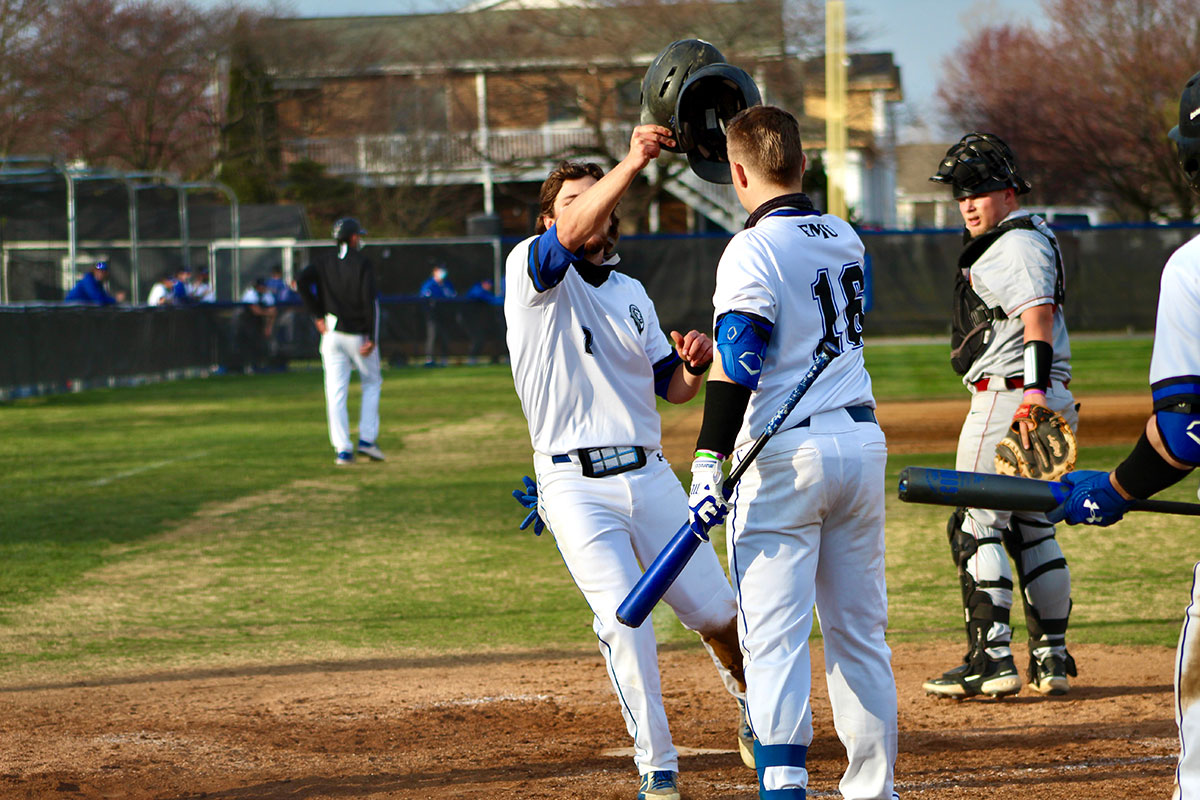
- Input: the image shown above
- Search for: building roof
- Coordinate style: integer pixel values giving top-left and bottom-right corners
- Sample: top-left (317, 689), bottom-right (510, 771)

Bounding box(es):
top-left (274, 0), bottom-right (789, 77)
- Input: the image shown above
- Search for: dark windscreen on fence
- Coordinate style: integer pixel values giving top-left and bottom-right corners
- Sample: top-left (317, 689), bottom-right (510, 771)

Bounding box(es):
top-left (4, 223), bottom-right (1197, 398)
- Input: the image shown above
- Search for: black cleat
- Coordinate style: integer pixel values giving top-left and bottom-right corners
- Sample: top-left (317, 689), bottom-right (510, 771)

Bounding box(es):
top-left (1029, 653), bottom-right (1074, 696)
top-left (924, 654), bottom-right (1022, 698)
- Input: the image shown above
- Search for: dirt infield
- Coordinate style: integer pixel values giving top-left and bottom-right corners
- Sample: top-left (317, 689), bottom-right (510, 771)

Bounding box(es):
top-left (0, 392), bottom-right (1171, 800)
top-left (0, 641), bottom-right (1177, 799)
top-left (661, 392), bottom-right (1152, 465)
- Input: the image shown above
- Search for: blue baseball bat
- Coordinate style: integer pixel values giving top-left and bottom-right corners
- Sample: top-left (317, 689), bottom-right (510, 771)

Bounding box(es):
top-left (616, 341), bottom-right (842, 628)
top-left (897, 466), bottom-right (1200, 516)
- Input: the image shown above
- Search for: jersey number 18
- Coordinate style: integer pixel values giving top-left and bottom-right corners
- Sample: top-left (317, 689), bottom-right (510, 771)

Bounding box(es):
top-left (811, 262), bottom-right (865, 351)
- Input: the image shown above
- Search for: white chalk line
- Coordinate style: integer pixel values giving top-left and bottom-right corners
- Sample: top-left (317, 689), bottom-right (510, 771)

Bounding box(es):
top-left (87, 451), bottom-right (209, 486)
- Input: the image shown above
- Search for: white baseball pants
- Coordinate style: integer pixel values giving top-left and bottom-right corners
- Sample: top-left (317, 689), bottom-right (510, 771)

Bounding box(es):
top-left (1174, 561), bottom-right (1200, 799)
top-left (534, 450), bottom-right (744, 776)
top-left (727, 409), bottom-right (897, 800)
top-left (955, 380), bottom-right (1077, 658)
top-left (320, 329), bottom-right (382, 454)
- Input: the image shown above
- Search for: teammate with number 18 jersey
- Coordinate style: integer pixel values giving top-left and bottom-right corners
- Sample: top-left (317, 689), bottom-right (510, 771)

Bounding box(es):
top-left (688, 105), bottom-right (897, 800)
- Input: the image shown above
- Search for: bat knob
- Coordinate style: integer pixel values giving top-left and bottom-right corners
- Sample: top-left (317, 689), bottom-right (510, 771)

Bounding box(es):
top-left (897, 467), bottom-right (910, 501)
top-left (818, 340), bottom-right (842, 360)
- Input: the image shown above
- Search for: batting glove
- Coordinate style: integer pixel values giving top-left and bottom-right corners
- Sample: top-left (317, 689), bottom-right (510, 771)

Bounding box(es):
top-left (1046, 469), bottom-right (1132, 526)
top-left (512, 475), bottom-right (545, 536)
top-left (688, 456), bottom-right (728, 539)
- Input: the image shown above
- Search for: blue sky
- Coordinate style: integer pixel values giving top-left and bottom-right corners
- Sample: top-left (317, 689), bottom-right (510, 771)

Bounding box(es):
top-left (240, 0), bottom-right (1048, 142)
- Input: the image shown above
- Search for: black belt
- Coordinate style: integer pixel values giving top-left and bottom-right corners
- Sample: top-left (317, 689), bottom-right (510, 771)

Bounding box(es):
top-left (550, 445), bottom-right (648, 478)
top-left (790, 405), bottom-right (877, 429)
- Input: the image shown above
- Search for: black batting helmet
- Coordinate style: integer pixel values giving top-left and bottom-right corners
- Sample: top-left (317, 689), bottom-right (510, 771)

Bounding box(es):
top-left (1169, 70), bottom-right (1200, 195)
top-left (331, 217), bottom-right (366, 243)
top-left (930, 132), bottom-right (1032, 199)
top-left (640, 39), bottom-right (761, 184)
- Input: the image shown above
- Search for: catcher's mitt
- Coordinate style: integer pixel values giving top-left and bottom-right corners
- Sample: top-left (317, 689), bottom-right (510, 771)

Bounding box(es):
top-left (994, 403), bottom-right (1077, 481)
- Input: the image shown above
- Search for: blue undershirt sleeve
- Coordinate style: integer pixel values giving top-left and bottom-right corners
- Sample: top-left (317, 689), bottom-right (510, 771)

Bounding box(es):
top-left (652, 352), bottom-right (684, 399)
top-left (526, 225), bottom-right (578, 292)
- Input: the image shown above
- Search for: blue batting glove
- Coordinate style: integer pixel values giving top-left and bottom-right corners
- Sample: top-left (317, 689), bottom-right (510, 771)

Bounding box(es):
top-left (1047, 469), bottom-right (1132, 526)
top-left (688, 456), bottom-right (727, 540)
top-left (511, 475), bottom-right (545, 535)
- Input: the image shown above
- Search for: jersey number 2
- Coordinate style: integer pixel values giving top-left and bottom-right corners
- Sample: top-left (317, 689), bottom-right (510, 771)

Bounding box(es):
top-left (811, 262), bottom-right (865, 351)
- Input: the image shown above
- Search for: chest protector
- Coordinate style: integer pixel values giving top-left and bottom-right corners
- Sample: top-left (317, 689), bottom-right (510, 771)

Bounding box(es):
top-left (950, 216), bottom-right (1065, 376)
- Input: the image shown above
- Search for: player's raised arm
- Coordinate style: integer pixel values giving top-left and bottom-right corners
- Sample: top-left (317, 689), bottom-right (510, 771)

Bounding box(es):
top-left (553, 124), bottom-right (673, 253)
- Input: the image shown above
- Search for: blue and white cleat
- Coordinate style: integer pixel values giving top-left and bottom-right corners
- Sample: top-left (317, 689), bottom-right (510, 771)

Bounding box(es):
top-left (357, 440), bottom-right (387, 461)
top-left (736, 697), bottom-right (756, 769)
top-left (335, 451), bottom-right (355, 466)
top-left (636, 770), bottom-right (679, 800)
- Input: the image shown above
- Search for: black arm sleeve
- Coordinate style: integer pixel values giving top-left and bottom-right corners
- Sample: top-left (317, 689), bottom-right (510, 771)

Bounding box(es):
top-left (695, 380), bottom-right (752, 458)
top-left (297, 264), bottom-right (323, 317)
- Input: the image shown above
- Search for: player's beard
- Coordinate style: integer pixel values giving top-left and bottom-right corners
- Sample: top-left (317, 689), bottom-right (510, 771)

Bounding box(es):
top-left (580, 234), bottom-right (607, 259)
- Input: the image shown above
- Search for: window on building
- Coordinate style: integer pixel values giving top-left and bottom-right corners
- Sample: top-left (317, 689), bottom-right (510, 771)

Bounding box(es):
top-left (615, 78), bottom-right (641, 119)
top-left (394, 85), bottom-right (448, 134)
top-left (546, 85), bottom-right (581, 125)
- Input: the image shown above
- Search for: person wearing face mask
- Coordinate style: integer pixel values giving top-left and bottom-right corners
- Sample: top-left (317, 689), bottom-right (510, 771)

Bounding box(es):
top-left (298, 217), bottom-right (385, 466)
top-left (419, 262), bottom-right (457, 367)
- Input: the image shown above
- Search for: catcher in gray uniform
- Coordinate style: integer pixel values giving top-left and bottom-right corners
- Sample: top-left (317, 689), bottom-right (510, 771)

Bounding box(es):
top-left (923, 133), bottom-right (1080, 699)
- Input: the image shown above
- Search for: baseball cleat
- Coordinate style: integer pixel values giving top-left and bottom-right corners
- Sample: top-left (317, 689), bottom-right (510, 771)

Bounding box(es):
top-left (335, 451), bottom-right (355, 466)
top-left (636, 770), bottom-right (679, 800)
top-left (1029, 653), bottom-right (1074, 696)
top-left (736, 697), bottom-right (755, 769)
top-left (923, 654), bottom-right (1021, 698)
top-left (356, 440), bottom-right (387, 461)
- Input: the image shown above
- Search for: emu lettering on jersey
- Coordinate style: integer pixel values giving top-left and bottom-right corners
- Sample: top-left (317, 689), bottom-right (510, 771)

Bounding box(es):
top-left (798, 222), bottom-right (839, 239)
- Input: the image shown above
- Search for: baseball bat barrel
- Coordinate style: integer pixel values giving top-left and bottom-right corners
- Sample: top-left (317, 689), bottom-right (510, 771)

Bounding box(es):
top-left (897, 466), bottom-right (1200, 516)
top-left (616, 521), bottom-right (703, 628)
top-left (616, 340), bottom-right (843, 629)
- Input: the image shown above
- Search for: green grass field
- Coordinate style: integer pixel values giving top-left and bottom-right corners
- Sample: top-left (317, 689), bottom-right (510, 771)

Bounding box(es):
top-left (1, 336), bottom-right (1193, 683)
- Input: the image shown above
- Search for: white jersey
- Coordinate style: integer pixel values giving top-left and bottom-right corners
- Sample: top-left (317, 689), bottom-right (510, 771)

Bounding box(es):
top-left (714, 207), bottom-right (874, 451)
top-left (964, 211), bottom-right (1071, 385)
top-left (505, 228), bottom-right (678, 455)
top-left (1150, 233), bottom-right (1200, 394)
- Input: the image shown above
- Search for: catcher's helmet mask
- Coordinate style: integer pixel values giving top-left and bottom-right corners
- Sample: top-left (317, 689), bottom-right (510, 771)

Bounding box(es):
top-left (641, 39), bottom-right (762, 184)
top-left (331, 217), bottom-right (366, 243)
top-left (1169, 70), bottom-right (1200, 194)
top-left (930, 132), bottom-right (1032, 199)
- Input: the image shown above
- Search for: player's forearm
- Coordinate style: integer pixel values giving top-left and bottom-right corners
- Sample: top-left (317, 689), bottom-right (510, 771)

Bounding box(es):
top-left (1109, 415), bottom-right (1194, 500)
top-left (665, 363), bottom-right (704, 404)
top-left (554, 161), bottom-right (640, 251)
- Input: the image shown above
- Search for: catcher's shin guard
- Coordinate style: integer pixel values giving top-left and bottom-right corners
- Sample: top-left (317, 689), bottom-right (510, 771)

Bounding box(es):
top-left (1002, 518), bottom-right (1072, 648)
top-left (948, 509), bottom-right (1012, 650)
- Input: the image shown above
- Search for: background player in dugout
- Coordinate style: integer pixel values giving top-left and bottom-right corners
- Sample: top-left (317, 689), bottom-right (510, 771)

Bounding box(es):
top-left (686, 104), bottom-right (897, 800)
top-left (922, 133), bottom-right (1079, 699)
top-left (504, 126), bottom-right (750, 800)
top-left (1048, 70), bottom-right (1200, 799)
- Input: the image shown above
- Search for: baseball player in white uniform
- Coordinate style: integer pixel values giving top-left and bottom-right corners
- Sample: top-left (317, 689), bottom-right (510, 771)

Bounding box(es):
top-left (505, 126), bottom-right (750, 800)
top-left (922, 133), bottom-right (1079, 699)
top-left (1048, 71), bottom-right (1200, 799)
top-left (686, 105), bottom-right (897, 800)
